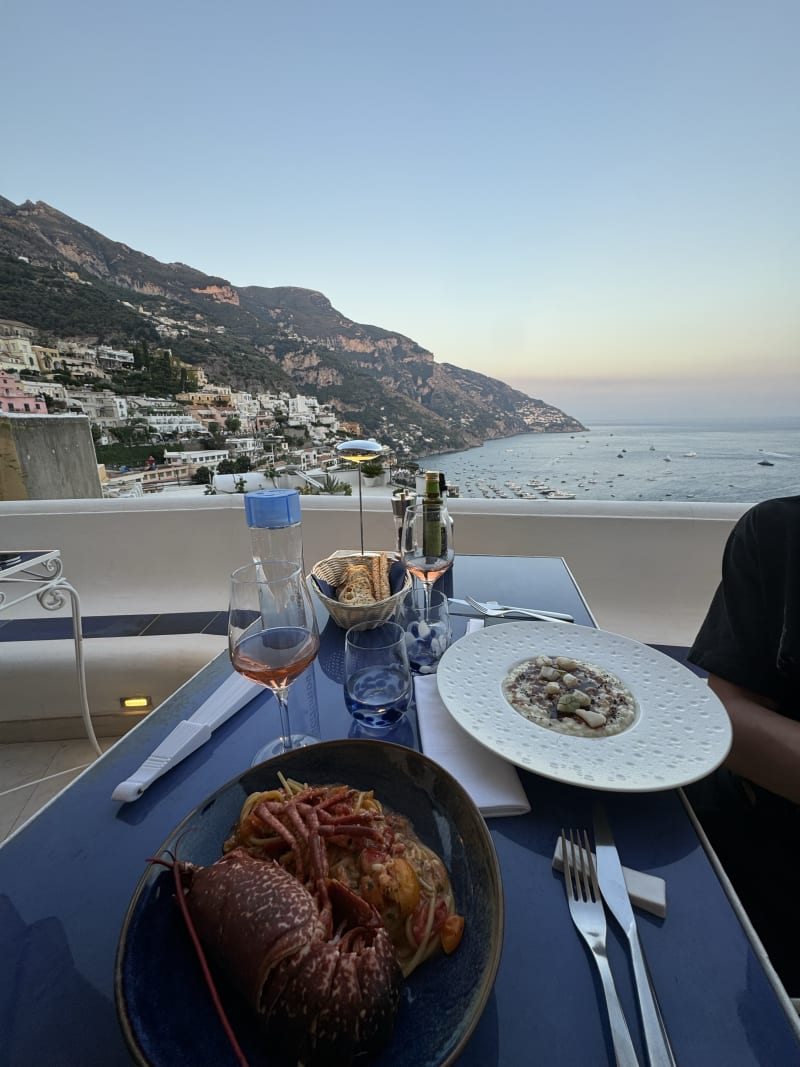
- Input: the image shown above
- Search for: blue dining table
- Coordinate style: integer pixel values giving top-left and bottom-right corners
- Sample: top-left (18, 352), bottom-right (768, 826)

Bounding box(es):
top-left (1, 554), bottom-right (799, 1066)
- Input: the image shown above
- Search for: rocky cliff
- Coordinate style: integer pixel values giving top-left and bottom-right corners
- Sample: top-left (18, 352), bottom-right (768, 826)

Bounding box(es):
top-left (0, 197), bottom-right (585, 452)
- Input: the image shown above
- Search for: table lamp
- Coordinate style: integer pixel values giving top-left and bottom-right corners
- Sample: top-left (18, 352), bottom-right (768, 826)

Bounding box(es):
top-left (335, 439), bottom-right (384, 555)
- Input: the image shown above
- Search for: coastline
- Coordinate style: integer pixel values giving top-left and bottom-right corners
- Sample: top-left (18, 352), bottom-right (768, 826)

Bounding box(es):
top-left (418, 418), bottom-right (800, 505)
top-left (415, 425), bottom-right (587, 463)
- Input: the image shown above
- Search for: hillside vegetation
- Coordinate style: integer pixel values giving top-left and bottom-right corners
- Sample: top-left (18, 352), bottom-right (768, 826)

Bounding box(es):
top-left (0, 196), bottom-right (586, 452)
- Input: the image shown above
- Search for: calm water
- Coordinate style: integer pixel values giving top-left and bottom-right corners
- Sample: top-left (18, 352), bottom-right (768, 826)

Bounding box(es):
top-left (420, 417), bottom-right (800, 503)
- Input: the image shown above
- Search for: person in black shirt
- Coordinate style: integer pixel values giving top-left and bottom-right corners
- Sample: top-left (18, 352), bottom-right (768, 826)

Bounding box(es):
top-left (687, 494), bottom-right (800, 993)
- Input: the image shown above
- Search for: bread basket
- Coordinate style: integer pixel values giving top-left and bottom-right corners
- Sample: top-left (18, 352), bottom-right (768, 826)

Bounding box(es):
top-left (310, 551), bottom-right (412, 629)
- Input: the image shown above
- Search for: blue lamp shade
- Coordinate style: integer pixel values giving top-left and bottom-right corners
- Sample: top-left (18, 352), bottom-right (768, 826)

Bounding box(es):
top-left (244, 489), bottom-right (301, 530)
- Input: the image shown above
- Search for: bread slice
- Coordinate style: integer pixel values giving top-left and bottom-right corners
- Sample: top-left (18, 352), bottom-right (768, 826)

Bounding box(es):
top-left (371, 553), bottom-right (391, 602)
top-left (337, 561), bottom-right (376, 605)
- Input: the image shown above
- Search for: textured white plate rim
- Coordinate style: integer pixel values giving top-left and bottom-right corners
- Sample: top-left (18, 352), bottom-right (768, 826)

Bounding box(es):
top-left (436, 621), bottom-right (732, 792)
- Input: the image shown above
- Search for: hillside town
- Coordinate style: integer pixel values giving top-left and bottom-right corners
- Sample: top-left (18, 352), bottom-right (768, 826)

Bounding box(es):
top-left (0, 317), bottom-right (419, 497)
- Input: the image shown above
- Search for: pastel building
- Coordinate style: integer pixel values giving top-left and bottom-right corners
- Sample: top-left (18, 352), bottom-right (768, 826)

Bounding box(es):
top-left (0, 335), bottom-right (38, 373)
top-left (0, 371), bottom-right (48, 414)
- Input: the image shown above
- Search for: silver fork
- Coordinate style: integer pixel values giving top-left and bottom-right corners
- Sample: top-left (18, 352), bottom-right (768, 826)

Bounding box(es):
top-left (464, 595), bottom-right (573, 623)
top-left (561, 829), bottom-right (641, 1067)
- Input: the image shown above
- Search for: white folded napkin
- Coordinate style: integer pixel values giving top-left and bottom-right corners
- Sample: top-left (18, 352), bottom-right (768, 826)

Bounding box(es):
top-left (111, 673), bottom-right (262, 803)
top-left (415, 620), bottom-right (531, 818)
top-left (551, 837), bottom-right (667, 918)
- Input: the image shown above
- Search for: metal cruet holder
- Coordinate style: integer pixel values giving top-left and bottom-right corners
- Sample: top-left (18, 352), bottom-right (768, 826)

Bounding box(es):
top-left (391, 488), bottom-right (416, 554)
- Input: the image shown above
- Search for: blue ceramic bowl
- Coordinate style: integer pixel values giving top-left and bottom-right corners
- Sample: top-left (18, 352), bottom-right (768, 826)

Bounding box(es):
top-left (115, 739), bottom-right (504, 1067)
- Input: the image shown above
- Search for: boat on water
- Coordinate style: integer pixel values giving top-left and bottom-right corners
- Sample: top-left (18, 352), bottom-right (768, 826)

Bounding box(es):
top-left (664, 455), bottom-right (672, 462)
top-left (684, 451), bottom-right (697, 457)
top-left (758, 459), bottom-right (775, 466)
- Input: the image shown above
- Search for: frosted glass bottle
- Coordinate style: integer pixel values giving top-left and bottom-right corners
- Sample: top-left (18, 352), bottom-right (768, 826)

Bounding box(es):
top-left (244, 489), bottom-right (304, 569)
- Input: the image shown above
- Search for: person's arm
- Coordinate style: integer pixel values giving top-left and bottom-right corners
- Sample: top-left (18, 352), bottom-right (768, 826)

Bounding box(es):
top-left (708, 674), bottom-right (800, 804)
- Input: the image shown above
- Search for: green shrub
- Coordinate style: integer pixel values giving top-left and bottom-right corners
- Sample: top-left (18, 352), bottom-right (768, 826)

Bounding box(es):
top-left (361, 462), bottom-right (384, 479)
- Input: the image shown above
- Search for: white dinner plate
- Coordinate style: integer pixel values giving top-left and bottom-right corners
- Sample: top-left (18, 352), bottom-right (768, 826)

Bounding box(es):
top-left (436, 622), bottom-right (732, 792)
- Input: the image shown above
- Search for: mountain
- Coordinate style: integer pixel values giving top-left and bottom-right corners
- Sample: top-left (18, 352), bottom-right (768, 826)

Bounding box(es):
top-left (0, 197), bottom-right (586, 452)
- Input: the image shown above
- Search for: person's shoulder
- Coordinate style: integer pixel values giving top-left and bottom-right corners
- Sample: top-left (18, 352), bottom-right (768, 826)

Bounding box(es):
top-left (740, 495), bottom-right (800, 538)
top-left (747, 494), bottom-right (800, 520)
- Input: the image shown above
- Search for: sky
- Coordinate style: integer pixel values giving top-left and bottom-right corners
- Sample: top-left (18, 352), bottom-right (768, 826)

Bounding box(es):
top-left (3, 0), bottom-right (799, 423)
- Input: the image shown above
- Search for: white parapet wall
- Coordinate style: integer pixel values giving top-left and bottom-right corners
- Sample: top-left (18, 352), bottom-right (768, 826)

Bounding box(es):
top-left (442, 497), bottom-right (745, 645)
top-left (0, 494), bottom-right (746, 739)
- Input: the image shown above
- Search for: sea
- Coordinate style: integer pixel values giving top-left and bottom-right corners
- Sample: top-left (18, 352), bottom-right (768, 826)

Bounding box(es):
top-left (419, 416), bottom-right (800, 504)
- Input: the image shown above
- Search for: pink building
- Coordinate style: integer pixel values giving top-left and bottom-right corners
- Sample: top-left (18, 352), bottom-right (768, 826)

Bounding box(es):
top-left (0, 371), bottom-right (48, 414)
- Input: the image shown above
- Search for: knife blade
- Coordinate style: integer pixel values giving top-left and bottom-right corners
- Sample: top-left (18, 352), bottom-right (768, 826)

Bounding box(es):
top-left (593, 803), bottom-right (677, 1067)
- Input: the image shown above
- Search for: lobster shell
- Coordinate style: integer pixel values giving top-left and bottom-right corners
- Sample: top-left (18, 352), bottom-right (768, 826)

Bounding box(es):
top-left (182, 848), bottom-right (402, 1065)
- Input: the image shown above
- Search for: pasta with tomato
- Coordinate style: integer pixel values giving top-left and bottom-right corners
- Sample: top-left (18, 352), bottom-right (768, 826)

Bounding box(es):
top-left (224, 773), bottom-right (465, 976)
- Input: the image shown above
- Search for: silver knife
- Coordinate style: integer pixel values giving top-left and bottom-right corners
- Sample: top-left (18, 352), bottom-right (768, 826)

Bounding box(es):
top-left (593, 803), bottom-right (677, 1067)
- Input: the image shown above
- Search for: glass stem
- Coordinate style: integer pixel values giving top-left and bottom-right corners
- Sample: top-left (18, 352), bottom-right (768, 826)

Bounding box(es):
top-left (422, 579), bottom-right (433, 616)
top-left (274, 686), bottom-right (292, 750)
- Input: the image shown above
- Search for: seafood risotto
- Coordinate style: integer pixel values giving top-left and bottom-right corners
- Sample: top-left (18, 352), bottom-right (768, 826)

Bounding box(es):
top-left (502, 654), bottom-right (638, 737)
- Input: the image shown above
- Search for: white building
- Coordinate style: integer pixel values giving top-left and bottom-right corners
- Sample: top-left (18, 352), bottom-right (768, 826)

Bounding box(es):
top-left (175, 386), bottom-right (232, 405)
top-left (128, 396), bottom-right (185, 413)
top-left (44, 350), bottom-right (106, 379)
top-left (145, 414), bottom-right (205, 434)
top-left (225, 437), bottom-right (260, 460)
top-left (163, 448), bottom-right (228, 467)
top-left (315, 411), bottom-right (339, 430)
top-left (57, 341), bottom-right (99, 358)
top-left (257, 391), bottom-right (294, 415)
top-left (67, 389), bottom-right (128, 421)
top-left (228, 390), bottom-right (256, 410)
top-left (284, 446), bottom-right (326, 470)
top-left (0, 318), bottom-right (36, 339)
top-left (287, 395), bottom-right (320, 419)
top-left (96, 346), bottom-right (135, 370)
top-left (0, 335), bottom-right (38, 372)
top-left (21, 380), bottom-right (68, 402)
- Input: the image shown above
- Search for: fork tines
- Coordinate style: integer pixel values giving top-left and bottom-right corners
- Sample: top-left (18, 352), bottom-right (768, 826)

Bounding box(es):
top-left (562, 828), bottom-right (600, 902)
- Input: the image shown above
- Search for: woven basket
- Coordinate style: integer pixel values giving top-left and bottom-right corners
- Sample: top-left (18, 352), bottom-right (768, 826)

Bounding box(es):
top-left (310, 552), bottom-right (412, 629)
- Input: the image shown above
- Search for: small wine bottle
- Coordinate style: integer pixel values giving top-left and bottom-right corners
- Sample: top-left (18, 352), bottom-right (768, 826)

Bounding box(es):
top-left (422, 470), bottom-right (443, 557)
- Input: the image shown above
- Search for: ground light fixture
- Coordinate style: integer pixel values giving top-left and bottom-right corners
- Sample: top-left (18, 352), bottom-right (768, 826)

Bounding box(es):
top-left (120, 696), bottom-right (152, 711)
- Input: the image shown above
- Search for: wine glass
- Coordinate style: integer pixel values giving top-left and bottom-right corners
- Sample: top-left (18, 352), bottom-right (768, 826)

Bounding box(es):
top-left (400, 499), bottom-right (454, 613)
top-left (228, 560), bottom-right (320, 764)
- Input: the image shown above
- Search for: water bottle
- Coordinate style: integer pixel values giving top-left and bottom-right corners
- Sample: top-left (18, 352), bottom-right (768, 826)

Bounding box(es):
top-left (244, 489), bottom-right (304, 568)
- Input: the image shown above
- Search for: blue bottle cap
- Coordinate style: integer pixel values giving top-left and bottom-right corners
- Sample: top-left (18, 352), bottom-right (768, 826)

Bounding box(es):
top-left (244, 489), bottom-right (301, 529)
